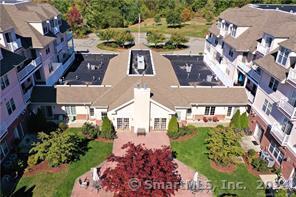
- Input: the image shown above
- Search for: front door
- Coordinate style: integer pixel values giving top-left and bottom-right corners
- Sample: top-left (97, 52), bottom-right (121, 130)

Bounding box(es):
top-left (254, 124), bottom-right (264, 142)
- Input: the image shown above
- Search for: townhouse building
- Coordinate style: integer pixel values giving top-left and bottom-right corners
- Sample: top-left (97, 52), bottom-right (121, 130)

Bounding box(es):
top-left (0, 1), bottom-right (74, 161)
top-left (204, 4), bottom-right (296, 185)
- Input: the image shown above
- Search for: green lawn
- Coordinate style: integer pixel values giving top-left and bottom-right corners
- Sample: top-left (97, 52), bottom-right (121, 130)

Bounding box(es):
top-left (14, 128), bottom-right (112, 197)
top-left (128, 17), bottom-right (210, 38)
top-left (171, 128), bottom-right (265, 197)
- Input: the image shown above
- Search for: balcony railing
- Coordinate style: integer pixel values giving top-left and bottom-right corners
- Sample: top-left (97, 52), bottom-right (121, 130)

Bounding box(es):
top-left (270, 123), bottom-right (289, 146)
top-left (23, 87), bottom-right (33, 103)
top-left (56, 42), bottom-right (64, 52)
top-left (46, 52), bottom-right (75, 85)
top-left (256, 42), bottom-right (270, 55)
top-left (287, 68), bottom-right (296, 85)
top-left (17, 56), bottom-right (42, 82)
top-left (66, 31), bottom-right (73, 41)
top-left (278, 99), bottom-right (296, 119)
top-left (7, 38), bottom-right (22, 52)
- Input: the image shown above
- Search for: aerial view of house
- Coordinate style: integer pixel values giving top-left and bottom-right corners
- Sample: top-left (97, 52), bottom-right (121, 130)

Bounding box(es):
top-left (0, 0), bottom-right (295, 196)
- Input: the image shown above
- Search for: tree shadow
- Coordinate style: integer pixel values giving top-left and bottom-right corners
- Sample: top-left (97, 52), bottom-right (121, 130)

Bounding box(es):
top-left (12, 185), bottom-right (35, 197)
top-left (219, 193), bottom-right (238, 197)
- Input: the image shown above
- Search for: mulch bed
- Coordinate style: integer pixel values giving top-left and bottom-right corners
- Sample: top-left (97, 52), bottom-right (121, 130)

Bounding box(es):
top-left (210, 161), bottom-right (236, 173)
top-left (170, 132), bottom-right (198, 142)
top-left (95, 137), bottom-right (113, 143)
top-left (24, 161), bottom-right (68, 177)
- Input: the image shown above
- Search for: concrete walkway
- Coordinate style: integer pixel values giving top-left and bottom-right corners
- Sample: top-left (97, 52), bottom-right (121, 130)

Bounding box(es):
top-left (71, 131), bottom-right (212, 197)
top-left (74, 32), bottom-right (205, 54)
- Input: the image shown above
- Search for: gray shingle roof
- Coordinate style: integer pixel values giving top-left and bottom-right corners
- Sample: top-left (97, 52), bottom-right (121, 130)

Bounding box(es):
top-left (0, 47), bottom-right (26, 76)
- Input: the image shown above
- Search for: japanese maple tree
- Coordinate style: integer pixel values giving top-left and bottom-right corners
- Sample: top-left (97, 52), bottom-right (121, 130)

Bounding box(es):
top-left (67, 4), bottom-right (83, 30)
top-left (101, 143), bottom-right (181, 196)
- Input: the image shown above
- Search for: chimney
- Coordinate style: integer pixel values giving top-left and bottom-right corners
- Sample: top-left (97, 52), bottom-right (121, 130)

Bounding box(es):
top-left (133, 85), bottom-right (150, 134)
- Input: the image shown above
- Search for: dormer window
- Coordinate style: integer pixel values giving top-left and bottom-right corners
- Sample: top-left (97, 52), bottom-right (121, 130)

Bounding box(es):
top-left (277, 47), bottom-right (290, 66)
top-left (4, 32), bottom-right (13, 43)
top-left (230, 25), bottom-right (237, 37)
top-left (217, 20), bottom-right (221, 29)
top-left (43, 23), bottom-right (48, 34)
top-left (264, 37), bottom-right (272, 48)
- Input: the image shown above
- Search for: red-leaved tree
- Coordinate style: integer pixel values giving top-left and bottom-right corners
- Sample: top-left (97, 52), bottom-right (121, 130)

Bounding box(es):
top-left (67, 4), bottom-right (83, 30)
top-left (101, 143), bottom-right (181, 196)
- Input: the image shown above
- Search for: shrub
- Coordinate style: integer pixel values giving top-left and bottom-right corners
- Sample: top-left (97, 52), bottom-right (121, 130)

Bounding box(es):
top-left (100, 117), bottom-right (115, 139)
top-left (240, 112), bottom-right (249, 130)
top-left (206, 127), bottom-right (244, 166)
top-left (247, 149), bottom-right (257, 163)
top-left (82, 122), bottom-right (98, 139)
top-left (230, 110), bottom-right (241, 129)
top-left (29, 131), bottom-right (85, 167)
top-left (203, 117), bottom-right (208, 122)
top-left (167, 116), bottom-right (179, 138)
top-left (251, 158), bottom-right (269, 172)
top-left (275, 189), bottom-right (287, 197)
top-left (58, 122), bottom-right (68, 131)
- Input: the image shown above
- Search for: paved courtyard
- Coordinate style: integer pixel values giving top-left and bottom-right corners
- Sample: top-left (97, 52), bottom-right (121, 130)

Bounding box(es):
top-left (71, 132), bottom-right (212, 197)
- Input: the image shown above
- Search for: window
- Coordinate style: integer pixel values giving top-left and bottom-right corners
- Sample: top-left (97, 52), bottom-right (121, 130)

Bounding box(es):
top-left (43, 24), bottom-right (48, 34)
top-left (210, 107), bottom-right (215, 115)
top-left (117, 118), bottom-right (129, 129)
top-left (0, 140), bottom-right (9, 160)
top-left (268, 142), bottom-right (284, 164)
top-left (262, 99), bottom-right (272, 115)
top-left (46, 47), bottom-right (50, 55)
top-left (221, 41), bottom-right (224, 49)
top-left (65, 106), bottom-right (76, 115)
top-left (154, 118), bottom-right (166, 130)
top-left (281, 118), bottom-right (293, 135)
top-left (6, 98), bottom-right (16, 115)
top-left (277, 47), bottom-right (290, 66)
top-left (186, 108), bottom-right (192, 115)
top-left (205, 106), bottom-right (215, 115)
top-left (101, 112), bottom-right (107, 119)
top-left (204, 106), bottom-right (210, 115)
top-left (231, 25), bottom-right (237, 37)
top-left (227, 107), bottom-right (232, 116)
top-left (228, 49), bottom-right (234, 58)
top-left (1, 75), bottom-right (10, 90)
top-left (214, 39), bottom-right (218, 45)
top-left (90, 108), bottom-right (94, 117)
top-left (268, 77), bottom-right (279, 91)
top-left (265, 37), bottom-right (272, 47)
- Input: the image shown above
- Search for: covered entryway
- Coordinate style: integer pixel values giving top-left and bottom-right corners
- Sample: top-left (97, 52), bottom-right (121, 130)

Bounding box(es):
top-left (254, 123), bottom-right (264, 142)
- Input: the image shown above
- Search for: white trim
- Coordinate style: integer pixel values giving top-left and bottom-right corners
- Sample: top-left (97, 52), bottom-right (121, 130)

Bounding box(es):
top-left (150, 99), bottom-right (175, 114)
top-left (109, 99), bottom-right (135, 114)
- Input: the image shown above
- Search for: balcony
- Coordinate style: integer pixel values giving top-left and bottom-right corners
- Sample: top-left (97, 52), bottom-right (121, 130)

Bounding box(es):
top-left (7, 38), bottom-right (22, 52)
top-left (17, 56), bottom-right (42, 82)
top-left (53, 26), bottom-right (60, 34)
top-left (23, 86), bottom-right (33, 103)
top-left (66, 31), bottom-right (73, 41)
top-left (287, 68), bottom-right (296, 86)
top-left (46, 52), bottom-right (75, 85)
top-left (270, 123), bottom-right (289, 146)
top-left (256, 42), bottom-right (270, 55)
top-left (56, 42), bottom-right (64, 52)
top-left (278, 99), bottom-right (296, 119)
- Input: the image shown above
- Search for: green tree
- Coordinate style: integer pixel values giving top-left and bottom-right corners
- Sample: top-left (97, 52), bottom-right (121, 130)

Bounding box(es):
top-left (29, 131), bottom-right (84, 167)
top-left (230, 110), bottom-right (241, 129)
top-left (192, 0), bottom-right (207, 12)
top-left (206, 126), bottom-right (244, 166)
top-left (240, 112), bottom-right (249, 130)
top-left (167, 116), bottom-right (179, 138)
top-left (201, 0), bottom-right (215, 23)
top-left (113, 30), bottom-right (134, 47)
top-left (166, 11), bottom-right (182, 27)
top-left (146, 31), bottom-right (165, 47)
top-left (81, 122), bottom-right (99, 139)
top-left (154, 14), bottom-right (161, 24)
top-left (100, 116), bottom-right (115, 139)
top-left (169, 32), bottom-right (188, 48)
top-left (97, 29), bottom-right (114, 42)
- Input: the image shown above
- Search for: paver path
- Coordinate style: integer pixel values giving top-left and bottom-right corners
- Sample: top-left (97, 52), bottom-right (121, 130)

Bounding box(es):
top-left (71, 131), bottom-right (212, 197)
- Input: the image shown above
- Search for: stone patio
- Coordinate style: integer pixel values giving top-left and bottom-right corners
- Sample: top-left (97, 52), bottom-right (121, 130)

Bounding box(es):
top-left (71, 131), bottom-right (212, 197)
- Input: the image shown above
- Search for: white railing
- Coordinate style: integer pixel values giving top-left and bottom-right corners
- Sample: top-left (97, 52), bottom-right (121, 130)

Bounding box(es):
top-left (278, 99), bottom-right (296, 119)
top-left (287, 68), bottom-right (296, 84)
top-left (17, 56), bottom-right (42, 81)
top-left (256, 42), bottom-right (270, 55)
top-left (271, 123), bottom-right (289, 146)
top-left (246, 90), bottom-right (255, 103)
top-left (23, 87), bottom-right (33, 103)
top-left (53, 26), bottom-right (60, 34)
top-left (7, 38), bottom-right (22, 52)
top-left (67, 31), bottom-right (73, 41)
top-left (46, 52), bottom-right (75, 85)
